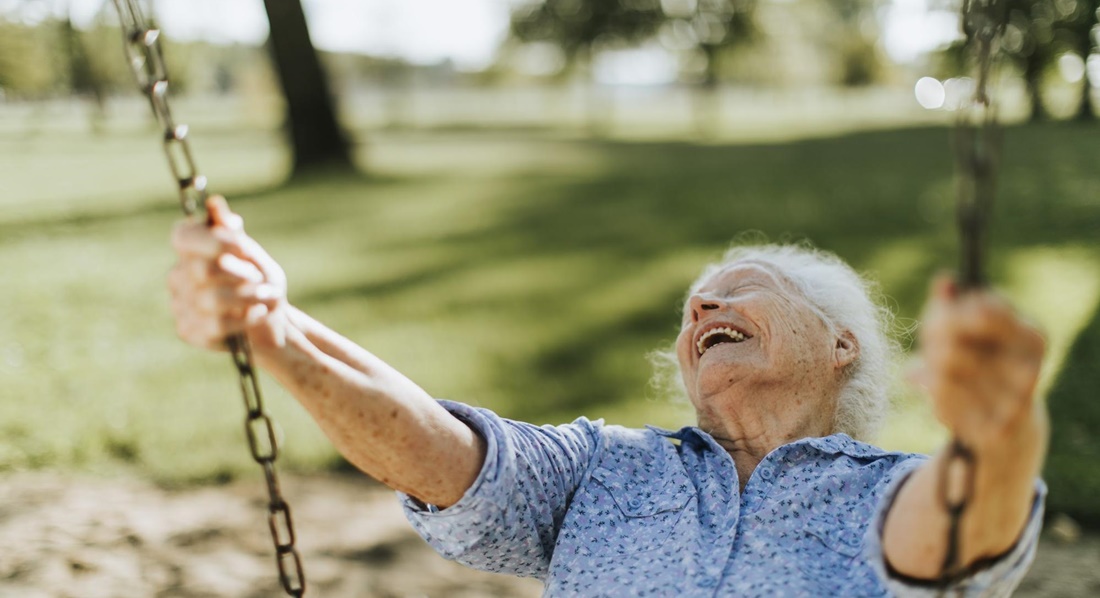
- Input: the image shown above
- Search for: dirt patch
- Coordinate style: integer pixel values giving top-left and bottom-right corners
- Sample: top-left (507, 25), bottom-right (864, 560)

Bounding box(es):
top-left (0, 473), bottom-right (540, 598)
top-left (0, 472), bottom-right (1094, 596)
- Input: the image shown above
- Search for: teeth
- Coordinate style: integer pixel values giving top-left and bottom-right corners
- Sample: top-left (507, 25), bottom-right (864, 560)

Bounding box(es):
top-left (696, 326), bottom-right (747, 355)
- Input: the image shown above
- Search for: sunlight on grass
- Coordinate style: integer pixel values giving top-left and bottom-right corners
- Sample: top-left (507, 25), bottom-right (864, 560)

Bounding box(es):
top-left (876, 245), bottom-right (1100, 455)
top-left (0, 131), bottom-right (287, 224)
top-left (1002, 245), bottom-right (1100, 397)
top-left (862, 238), bottom-right (939, 306)
top-left (2, 122), bottom-right (1098, 484)
top-left (877, 390), bottom-right (948, 455)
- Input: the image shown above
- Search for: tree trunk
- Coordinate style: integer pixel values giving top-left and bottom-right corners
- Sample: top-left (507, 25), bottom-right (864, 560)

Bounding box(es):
top-left (60, 14), bottom-right (107, 134)
top-left (261, 0), bottom-right (354, 176)
top-left (1023, 50), bottom-right (1047, 122)
top-left (1075, 77), bottom-right (1095, 121)
top-left (1074, 42), bottom-right (1095, 121)
top-left (577, 49), bottom-right (612, 137)
top-left (693, 45), bottom-right (721, 139)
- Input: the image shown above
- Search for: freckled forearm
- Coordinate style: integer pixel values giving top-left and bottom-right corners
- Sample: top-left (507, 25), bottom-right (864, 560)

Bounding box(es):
top-left (251, 306), bottom-right (486, 507)
top-left (882, 409), bottom-right (1046, 580)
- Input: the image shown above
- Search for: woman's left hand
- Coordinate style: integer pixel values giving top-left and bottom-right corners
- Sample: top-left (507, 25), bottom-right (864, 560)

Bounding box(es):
top-left (885, 275), bottom-right (1049, 580)
top-left (914, 275), bottom-right (1048, 454)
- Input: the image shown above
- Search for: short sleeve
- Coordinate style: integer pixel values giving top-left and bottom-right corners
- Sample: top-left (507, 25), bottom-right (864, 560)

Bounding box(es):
top-left (398, 400), bottom-right (602, 579)
top-left (864, 458), bottom-right (1046, 597)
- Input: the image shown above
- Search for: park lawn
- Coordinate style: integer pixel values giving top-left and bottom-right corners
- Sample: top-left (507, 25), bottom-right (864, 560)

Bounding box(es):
top-left (0, 122), bottom-right (1098, 486)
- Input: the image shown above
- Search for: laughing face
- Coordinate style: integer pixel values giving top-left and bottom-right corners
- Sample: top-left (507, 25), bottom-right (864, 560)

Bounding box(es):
top-left (675, 260), bottom-right (858, 438)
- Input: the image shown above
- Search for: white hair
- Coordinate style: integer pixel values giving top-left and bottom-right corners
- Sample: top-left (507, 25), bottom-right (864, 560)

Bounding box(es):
top-left (650, 242), bottom-right (902, 442)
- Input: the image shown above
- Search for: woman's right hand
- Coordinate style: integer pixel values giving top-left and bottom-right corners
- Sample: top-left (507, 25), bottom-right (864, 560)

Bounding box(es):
top-left (169, 199), bottom-right (486, 509)
top-left (168, 196), bottom-right (290, 352)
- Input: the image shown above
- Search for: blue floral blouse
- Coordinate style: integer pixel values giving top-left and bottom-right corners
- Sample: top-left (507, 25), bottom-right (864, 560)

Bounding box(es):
top-left (400, 401), bottom-right (1044, 597)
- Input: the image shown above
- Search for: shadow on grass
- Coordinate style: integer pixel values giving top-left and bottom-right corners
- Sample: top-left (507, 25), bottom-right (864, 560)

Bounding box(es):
top-left (295, 123), bottom-right (1100, 423)
top-left (0, 168), bottom-right (416, 243)
top-left (12, 122), bottom-right (1095, 482)
top-left (0, 178), bottom-right (290, 243)
top-left (1045, 299), bottom-right (1100, 527)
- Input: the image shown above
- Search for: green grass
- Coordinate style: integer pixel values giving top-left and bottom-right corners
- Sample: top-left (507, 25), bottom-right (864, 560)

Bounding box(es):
top-left (1045, 297), bottom-right (1100, 526)
top-left (1, 117), bottom-right (1098, 486)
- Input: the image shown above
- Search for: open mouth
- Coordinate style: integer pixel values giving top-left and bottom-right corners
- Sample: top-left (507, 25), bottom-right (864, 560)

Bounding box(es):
top-left (696, 326), bottom-right (752, 356)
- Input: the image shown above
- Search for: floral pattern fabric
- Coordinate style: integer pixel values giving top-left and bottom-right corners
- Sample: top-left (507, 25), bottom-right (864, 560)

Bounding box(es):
top-left (400, 400), bottom-right (1044, 597)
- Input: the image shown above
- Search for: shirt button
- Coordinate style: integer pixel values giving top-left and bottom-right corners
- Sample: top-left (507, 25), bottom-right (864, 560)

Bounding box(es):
top-left (760, 468), bottom-right (773, 480)
top-left (627, 498), bottom-right (642, 509)
top-left (696, 577), bottom-right (717, 588)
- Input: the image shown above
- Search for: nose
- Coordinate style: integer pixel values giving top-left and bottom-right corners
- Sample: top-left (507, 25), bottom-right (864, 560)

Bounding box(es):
top-left (688, 294), bottom-right (723, 323)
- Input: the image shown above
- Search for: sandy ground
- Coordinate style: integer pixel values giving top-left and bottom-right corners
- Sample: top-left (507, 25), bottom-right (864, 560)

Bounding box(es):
top-left (0, 472), bottom-right (1095, 598)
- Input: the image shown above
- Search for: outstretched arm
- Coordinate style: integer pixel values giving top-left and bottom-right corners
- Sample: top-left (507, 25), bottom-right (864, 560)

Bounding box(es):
top-left (168, 196), bottom-right (485, 508)
top-left (882, 276), bottom-right (1048, 581)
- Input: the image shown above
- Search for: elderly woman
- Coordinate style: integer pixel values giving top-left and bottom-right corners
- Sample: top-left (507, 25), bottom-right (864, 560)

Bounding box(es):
top-left (169, 197), bottom-right (1046, 596)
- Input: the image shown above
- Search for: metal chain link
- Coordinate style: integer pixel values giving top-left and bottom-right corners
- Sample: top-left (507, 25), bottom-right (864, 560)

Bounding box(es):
top-left (111, 1), bottom-right (306, 594)
top-left (955, 0), bottom-right (1008, 289)
top-left (939, 0), bottom-right (1009, 593)
top-left (936, 440), bottom-right (976, 593)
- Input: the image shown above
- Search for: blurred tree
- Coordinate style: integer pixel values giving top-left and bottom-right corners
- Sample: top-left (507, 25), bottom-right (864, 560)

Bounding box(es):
top-left (510, 0), bottom-right (666, 133)
top-left (1008, 0), bottom-right (1057, 122)
top-left (0, 21), bottom-right (55, 97)
top-left (1009, 0), bottom-right (1071, 121)
top-left (0, 0), bottom-right (61, 98)
top-left (994, 0), bottom-right (1097, 121)
top-left (821, 0), bottom-right (886, 87)
top-left (511, 0), bottom-right (666, 71)
top-left (660, 0), bottom-right (759, 135)
top-left (59, 1), bottom-right (107, 132)
top-left (937, 0), bottom-right (1057, 122)
top-left (1053, 0), bottom-right (1097, 120)
top-left (261, 0), bottom-right (354, 175)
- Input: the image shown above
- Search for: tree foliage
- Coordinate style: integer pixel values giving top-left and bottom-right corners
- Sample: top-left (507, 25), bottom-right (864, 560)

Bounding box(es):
top-left (948, 0), bottom-right (1098, 121)
top-left (665, 0), bottom-right (759, 86)
top-left (820, 0), bottom-right (887, 86)
top-left (1052, 0), bottom-right (1098, 119)
top-left (509, 0), bottom-right (903, 88)
top-left (0, 7), bottom-right (194, 99)
top-left (510, 0), bottom-right (667, 66)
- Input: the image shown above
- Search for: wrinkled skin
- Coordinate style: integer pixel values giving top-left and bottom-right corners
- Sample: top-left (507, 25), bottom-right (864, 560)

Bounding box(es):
top-left (169, 197), bottom-right (485, 508)
top-left (168, 197), bottom-right (1047, 582)
top-left (885, 276), bottom-right (1047, 579)
top-left (674, 262), bottom-right (858, 487)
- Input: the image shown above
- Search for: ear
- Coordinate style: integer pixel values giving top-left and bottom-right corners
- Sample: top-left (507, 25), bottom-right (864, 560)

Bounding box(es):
top-left (833, 330), bottom-right (860, 370)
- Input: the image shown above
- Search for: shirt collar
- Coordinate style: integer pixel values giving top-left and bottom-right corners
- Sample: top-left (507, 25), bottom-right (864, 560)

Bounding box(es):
top-left (645, 424), bottom-right (889, 459)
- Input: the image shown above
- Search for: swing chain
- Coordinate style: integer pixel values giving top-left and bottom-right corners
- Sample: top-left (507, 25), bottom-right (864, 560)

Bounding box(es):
top-left (937, 440), bottom-right (977, 590)
top-left (955, 0), bottom-right (1008, 289)
top-left (111, 1), bottom-right (305, 595)
top-left (229, 336), bottom-right (306, 596)
top-left (938, 0), bottom-right (1008, 592)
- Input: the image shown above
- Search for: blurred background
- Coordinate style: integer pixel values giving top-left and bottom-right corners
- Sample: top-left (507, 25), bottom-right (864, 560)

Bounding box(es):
top-left (0, 0), bottom-right (1098, 595)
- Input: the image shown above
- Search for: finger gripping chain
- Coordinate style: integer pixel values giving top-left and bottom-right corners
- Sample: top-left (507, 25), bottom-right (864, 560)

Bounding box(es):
top-left (111, 1), bottom-right (306, 594)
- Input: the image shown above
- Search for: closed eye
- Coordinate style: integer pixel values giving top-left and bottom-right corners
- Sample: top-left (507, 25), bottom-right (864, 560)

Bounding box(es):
top-left (720, 283), bottom-right (763, 297)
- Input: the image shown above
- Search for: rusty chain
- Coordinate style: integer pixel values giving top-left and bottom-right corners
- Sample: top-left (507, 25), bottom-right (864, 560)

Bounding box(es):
top-left (938, 0), bottom-right (1008, 592)
top-left (110, 1), bottom-right (306, 595)
top-left (955, 0), bottom-right (1008, 290)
